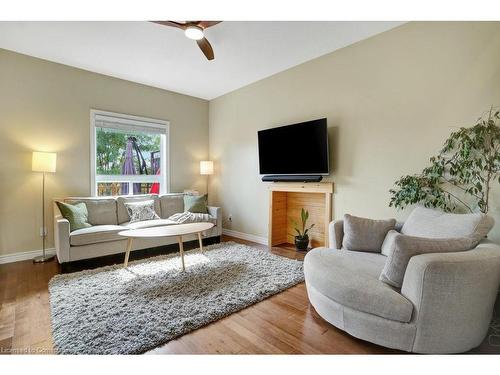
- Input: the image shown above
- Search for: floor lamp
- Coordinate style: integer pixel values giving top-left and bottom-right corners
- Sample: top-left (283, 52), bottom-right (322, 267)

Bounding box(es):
top-left (200, 160), bottom-right (214, 195)
top-left (32, 151), bottom-right (57, 263)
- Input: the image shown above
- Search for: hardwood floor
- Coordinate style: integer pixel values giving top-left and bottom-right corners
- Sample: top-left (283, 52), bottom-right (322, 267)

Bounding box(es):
top-left (0, 235), bottom-right (498, 354)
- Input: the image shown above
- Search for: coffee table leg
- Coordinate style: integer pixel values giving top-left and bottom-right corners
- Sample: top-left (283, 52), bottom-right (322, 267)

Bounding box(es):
top-left (198, 232), bottom-right (204, 253)
top-left (124, 238), bottom-right (133, 267)
top-left (178, 235), bottom-right (185, 271)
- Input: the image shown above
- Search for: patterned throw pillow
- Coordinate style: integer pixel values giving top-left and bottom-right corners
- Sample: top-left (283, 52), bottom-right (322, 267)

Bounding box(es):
top-left (124, 200), bottom-right (160, 223)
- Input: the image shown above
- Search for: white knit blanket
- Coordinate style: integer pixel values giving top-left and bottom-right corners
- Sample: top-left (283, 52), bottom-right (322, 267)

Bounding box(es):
top-left (168, 211), bottom-right (216, 225)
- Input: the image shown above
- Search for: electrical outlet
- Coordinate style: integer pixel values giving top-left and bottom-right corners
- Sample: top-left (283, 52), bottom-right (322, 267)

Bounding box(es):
top-left (39, 227), bottom-right (47, 237)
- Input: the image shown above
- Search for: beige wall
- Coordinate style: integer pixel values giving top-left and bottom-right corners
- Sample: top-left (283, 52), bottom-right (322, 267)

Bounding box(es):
top-left (2, 22), bottom-right (500, 258)
top-left (209, 22), bottom-right (500, 243)
top-left (0, 49), bottom-right (209, 256)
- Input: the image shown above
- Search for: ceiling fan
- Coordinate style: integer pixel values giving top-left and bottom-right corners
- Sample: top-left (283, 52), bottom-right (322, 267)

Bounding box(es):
top-left (151, 21), bottom-right (221, 61)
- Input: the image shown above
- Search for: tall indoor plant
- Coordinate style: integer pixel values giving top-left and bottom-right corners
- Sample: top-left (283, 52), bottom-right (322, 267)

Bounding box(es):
top-left (389, 107), bottom-right (500, 213)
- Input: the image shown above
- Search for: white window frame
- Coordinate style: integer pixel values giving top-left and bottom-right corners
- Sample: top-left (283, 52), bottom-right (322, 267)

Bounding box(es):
top-left (90, 109), bottom-right (170, 196)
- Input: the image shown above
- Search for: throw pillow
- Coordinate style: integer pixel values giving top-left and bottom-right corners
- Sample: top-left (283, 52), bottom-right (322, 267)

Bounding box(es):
top-left (379, 230), bottom-right (474, 288)
top-left (381, 229), bottom-right (399, 256)
top-left (184, 194), bottom-right (208, 214)
top-left (56, 201), bottom-right (92, 232)
top-left (401, 206), bottom-right (494, 245)
top-left (124, 200), bottom-right (160, 223)
top-left (342, 214), bottom-right (396, 252)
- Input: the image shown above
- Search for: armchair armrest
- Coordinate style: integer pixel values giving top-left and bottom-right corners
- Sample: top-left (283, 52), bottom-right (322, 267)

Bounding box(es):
top-left (328, 220), bottom-right (344, 250)
top-left (401, 241), bottom-right (500, 353)
top-left (207, 206), bottom-right (222, 236)
top-left (395, 221), bottom-right (404, 232)
top-left (53, 201), bottom-right (70, 263)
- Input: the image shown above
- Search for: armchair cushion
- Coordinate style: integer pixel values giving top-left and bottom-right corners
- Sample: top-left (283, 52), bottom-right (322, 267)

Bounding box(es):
top-left (342, 214), bottom-right (396, 252)
top-left (304, 248), bottom-right (414, 323)
top-left (379, 230), bottom-right (474, 288)
top-left (401, 206), bottom-right (494, 245)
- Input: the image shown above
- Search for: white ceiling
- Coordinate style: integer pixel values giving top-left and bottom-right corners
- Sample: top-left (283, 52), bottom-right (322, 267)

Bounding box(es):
top-left (0, 21), bottom-right (403, 100)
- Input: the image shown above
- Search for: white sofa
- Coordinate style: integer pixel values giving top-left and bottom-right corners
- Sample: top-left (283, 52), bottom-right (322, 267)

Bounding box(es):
top-left (53, 193), bottom-right (222, 264)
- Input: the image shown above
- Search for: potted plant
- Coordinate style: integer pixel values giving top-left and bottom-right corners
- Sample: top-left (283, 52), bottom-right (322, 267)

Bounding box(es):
top-left (292, 208), bottom-right (315, 251)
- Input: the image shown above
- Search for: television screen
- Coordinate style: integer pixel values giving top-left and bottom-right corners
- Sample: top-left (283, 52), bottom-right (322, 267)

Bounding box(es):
top-left (258, 118), bottom-right (329, 175)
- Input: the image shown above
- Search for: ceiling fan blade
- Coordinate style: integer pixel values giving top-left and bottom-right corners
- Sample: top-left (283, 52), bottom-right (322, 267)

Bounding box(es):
top-left (151, 21), bottom-right (186, 29)
top-left (196, 37), bottom-right (215, 60)
top-left (198, 21), bottom-right (222, 29)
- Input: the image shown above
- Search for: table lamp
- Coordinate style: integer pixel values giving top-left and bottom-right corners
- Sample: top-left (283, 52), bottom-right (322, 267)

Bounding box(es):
top-left (32, 151), bottom-right (57, 263)
top-left (200, 160), bottom-right (214, 195)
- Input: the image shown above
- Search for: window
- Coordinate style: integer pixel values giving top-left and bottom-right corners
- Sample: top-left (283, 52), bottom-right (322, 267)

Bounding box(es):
top-left (90, 110), bottom-right (169, 196)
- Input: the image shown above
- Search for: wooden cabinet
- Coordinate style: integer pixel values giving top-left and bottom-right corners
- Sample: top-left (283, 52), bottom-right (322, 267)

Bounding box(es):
top-left (268, 182), bottom-right (334, 248)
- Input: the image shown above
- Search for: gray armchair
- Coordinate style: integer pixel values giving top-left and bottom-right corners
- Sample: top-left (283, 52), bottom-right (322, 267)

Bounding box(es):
top-left (304, 213), bottom-right (500, 353)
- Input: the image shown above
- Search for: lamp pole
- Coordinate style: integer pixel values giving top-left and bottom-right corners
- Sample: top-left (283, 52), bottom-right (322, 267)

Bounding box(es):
top-left (42, 171), bottom-right (45, 254)
top-left (34, 170), bottom-right (54, 263)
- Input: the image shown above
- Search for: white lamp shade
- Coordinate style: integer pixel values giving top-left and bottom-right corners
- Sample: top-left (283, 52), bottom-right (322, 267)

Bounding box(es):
top-left (32, 152), bottom-right (57, 173)
top-left (200, 160), bottom-right (214, 175)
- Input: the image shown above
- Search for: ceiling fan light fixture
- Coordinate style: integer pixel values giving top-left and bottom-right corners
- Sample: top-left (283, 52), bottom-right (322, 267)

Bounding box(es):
top-left (184, 26), bottom-right (204, 40)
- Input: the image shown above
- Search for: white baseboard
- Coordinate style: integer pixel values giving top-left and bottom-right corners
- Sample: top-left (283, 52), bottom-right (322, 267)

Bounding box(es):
top-left (0, 248), bottom-right (56, 265)
top-left (222, 228), bottom-right (268, 245)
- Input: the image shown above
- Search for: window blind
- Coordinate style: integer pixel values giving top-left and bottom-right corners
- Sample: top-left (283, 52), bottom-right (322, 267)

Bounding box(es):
top-left (94, 114), bottom-right (167, 135)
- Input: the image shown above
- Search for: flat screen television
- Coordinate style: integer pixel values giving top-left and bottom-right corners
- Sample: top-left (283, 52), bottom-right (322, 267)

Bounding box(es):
top-left (258, 118), bottom-right (329, 176)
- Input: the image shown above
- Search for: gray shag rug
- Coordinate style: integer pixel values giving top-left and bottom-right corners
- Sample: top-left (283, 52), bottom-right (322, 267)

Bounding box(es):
top-left (48, 241), bottom-right (304, 354)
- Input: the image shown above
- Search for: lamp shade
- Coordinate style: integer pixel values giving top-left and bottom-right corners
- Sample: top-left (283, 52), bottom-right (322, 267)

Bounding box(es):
top-left (200, 160), bottom-right (214, 175)
top-left (32, 152), bottom-right (57, 173)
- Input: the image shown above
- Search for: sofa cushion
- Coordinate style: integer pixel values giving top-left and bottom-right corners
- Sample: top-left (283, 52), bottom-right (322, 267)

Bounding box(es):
top-left (116, 195), bottom-right (161, 224)
top-left (56, 201), bottom-right (92, 232)
top-left (70, 225), bottom-right (125, 246)
top-left (401, 206), bottom-right (494, 245)
top-left (65, 198), bottom-right (118, 225)
top-left (304, 247), bottom-right (413, 323)
top-left (342, 214), bottom-right (396, 252)
top-left (124, 219), bottom-right (178, 230)
top-left (379, 230), bottom-right (474, 288)
top-left (159, 193), bottom-right (185, 219)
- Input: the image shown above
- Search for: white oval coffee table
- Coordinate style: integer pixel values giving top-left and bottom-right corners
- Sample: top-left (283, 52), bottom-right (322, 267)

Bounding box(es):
top-left (118, 222), bottom-right (215, 271)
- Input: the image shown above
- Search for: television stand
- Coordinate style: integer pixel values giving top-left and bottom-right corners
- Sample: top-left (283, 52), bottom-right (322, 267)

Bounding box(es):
top-left (268, 182), bottom-right (333, 248)
top-left (262, 175), bottom-right (323, 182)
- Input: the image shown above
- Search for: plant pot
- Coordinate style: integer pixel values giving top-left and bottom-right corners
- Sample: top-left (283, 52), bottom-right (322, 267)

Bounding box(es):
top-left (295, 235), bottom-right (309, 251)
